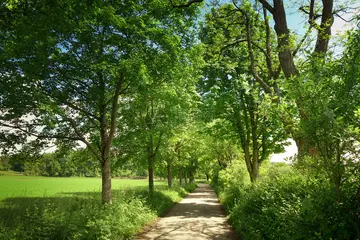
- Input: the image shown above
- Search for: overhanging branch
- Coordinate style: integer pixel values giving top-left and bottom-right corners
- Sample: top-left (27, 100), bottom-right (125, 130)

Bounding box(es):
top-left (258, 0), bottom-right (274, 14)
top-left (0, 121), bottom-right (81, 141)
top-left (170, 0), bottom-right (204, 8)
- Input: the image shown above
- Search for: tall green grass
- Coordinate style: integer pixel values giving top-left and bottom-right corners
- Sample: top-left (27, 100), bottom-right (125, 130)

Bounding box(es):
top-left (0, 175), bottom-right (197, 239)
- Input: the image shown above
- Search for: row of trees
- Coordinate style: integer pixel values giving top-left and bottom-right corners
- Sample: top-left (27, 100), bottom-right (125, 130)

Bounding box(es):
top-left (1, 0), bottom-right (359, 206)
top-left (194, 0), bottom-right (360, 195)
top-left (1, 0), bottom-right (204, 203)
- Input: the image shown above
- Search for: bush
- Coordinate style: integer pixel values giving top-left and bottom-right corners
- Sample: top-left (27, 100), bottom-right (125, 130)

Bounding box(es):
top-left (211, 160), bottom-right (249, 211)
top-left (214, 164), bottom-right (360, 240)
top-left (0, 183), bottom-right (196, 240)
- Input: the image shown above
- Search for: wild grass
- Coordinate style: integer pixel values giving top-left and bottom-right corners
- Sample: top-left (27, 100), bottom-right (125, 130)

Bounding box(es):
top-left (0, 175), bottom-right (197, 240)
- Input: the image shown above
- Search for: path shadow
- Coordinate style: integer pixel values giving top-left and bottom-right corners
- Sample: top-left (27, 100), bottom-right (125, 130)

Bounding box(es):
top-left (137, 184), bottom-right (240, 240)
top-left (165, 201), bottom-right (225, 218)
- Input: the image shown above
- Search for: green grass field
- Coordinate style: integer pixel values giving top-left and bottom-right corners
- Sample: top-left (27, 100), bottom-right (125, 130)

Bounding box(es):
top-left (0, 175), bottom-right (164, 199)
top-left (0, 174), bottom-right (196, 240)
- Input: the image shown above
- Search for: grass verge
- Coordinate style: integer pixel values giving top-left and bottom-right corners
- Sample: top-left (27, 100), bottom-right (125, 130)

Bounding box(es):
top-left (0, 176), bottom-right (197, 240)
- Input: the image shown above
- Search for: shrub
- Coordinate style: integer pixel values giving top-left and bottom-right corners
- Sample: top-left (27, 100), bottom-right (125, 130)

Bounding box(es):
top-left (212, 160), bottom-right (249, 211)
top-left (214, 164), bottom-right (359, 240)
top-left (229, 173), bottom-right (358, 239)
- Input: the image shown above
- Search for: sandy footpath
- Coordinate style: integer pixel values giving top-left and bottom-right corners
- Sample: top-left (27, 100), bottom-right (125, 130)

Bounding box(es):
top-left (136, 184), bottom-right (238, 240)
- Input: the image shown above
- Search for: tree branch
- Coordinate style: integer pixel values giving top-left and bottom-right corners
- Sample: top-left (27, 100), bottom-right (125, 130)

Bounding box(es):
top-left (170, 0), bottom-right (203, 8)
top-left (61, 100), bottom-right (99, 123)
top-left (108, 73), bottom-right (124, 143)
top-left (258, 0), bottom-right (274, 14)
top-left (309, 0), bottom-right (315, 24)
top-left (314, 0), bottom-right (334, 54)
top-left (263, 7), bottom-right (275, 78)
top-left (333, 12), bottom-right (352, 23)
top-left (67, 118), bottom-right (101, 161)
top-left (299, 7), bottom-right (321, 19)
top-left (242, 10), bottom-right (272, 94)
top-left (154, 132), bottom-right (164, 157)
top-left (0, 121), bottom-right (81, 141)
top-left (219, 39), bottom-right (247, 53)
top-left (293, 25), bottom-right (312, 57)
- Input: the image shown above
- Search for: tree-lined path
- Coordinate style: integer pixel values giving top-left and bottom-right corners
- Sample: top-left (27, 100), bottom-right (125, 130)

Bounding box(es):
top-left (136, 184), bottom-right (237, 240)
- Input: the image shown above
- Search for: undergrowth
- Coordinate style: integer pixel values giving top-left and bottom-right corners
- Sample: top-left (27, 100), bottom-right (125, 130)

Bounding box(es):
top-left (212, 161), bottom-right (360, 240)
top-left (0, 183), bottom-right (197, 240)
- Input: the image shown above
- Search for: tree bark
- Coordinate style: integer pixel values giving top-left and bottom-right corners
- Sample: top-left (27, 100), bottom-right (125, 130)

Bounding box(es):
top-left (101, 157), bottom-right (112, 204)
top-left (314, 0), bottom-right (334, 54)
top-left (98, 73), bottom-right (123, 204)
top-left (167, 162), bottom-right (172, 187)
top-left (243, 143), bottom-right (258, 183)
top-left (148, 157), bottom-right (154, 193)
top-left (250, 160), bottom-right (259, 182)
top-left (147, 142), bottom-right (155, 192)
top-left (272, 0), bottom-right (299, 78)
top-left (148, 164), bottom-right (154, 192)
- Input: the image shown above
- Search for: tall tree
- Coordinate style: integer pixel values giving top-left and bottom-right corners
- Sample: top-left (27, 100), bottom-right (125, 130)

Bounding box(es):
top-left (0, 0), bottom-right (200, 203)
top-left (199, 4), bottom-right (287, 182)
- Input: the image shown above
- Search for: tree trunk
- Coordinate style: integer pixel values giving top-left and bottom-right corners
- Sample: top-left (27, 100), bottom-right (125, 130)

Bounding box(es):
top-left (250, 160), bottom-right (259, 183)
top-left (314, 0), bottom-right (334, 54)
top-left (295, 137), bottom-right (306, 156)
top-left (148, 163), bottom-right (154, 192)
top-left (98, 73), bottom-right (123, 204)
top-left (167, 163), bottom-right (172, 187)
top-left (184, 170), bottom-right (188, 184)
top-left (101, 157), bottom-right (112, 204)
top-left (205, 173), bottom-right (209, 182)
top-left (190, 177), bottom-right (195, 183)
top-left (243, 144), bottom-right (253, 182)
top-left (260, 0), bottom-right (333, 158)
top-left (272, 0), bottom-right (299, 78)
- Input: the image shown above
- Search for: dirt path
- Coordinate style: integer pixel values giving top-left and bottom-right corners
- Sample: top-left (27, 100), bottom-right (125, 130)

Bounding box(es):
top-left (136, 184), bottom-right (237, 240)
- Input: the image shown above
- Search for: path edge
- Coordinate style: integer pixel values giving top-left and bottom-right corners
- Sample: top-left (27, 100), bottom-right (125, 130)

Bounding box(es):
top-left (134, 183), bottom-right (198, 238)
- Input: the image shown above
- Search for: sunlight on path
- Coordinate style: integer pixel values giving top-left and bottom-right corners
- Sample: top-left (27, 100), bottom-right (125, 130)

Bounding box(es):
top-left (136, 184), bottom-right (237, 240)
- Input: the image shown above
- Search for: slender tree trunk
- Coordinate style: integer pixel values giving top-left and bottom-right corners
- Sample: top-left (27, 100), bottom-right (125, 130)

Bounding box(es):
top-left (98, 73), bottom-right (123, 204)
top-left (295, 137), bottom-right (306, 156)
top-left (205, 173), bottom-right (209, 182)
top-left (167, 162), bottom-right (172, 187)
top-left (148, 162), bottom-right (154, 192)
top-left (184, 170), bottom-right (188, 184)
top-left (251, 161), bottom-right (259, 183)
top-left (101, 156), bottom-right (112, 204)
top-left (189, 169), bottom-right (193, 183)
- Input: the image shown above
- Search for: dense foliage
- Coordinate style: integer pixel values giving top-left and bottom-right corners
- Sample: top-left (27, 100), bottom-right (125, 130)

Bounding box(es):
top-left (213, 162), bottom-right (360, 240)
top-left (1, 0), bottom-right (360, 239)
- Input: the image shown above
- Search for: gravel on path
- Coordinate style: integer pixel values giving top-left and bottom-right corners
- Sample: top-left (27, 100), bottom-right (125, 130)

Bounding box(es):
top-left (136, 183), bottom-right (238, 240)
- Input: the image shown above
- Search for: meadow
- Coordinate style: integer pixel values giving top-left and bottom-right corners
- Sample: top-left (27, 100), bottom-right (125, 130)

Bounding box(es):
top-left (0, 174), bottom-right (157, 199)
top-left (0, 174), bottom-right (196, 240)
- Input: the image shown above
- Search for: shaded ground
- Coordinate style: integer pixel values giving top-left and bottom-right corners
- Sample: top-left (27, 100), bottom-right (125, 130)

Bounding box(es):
top-left (137, 184), bottom-right (238, 240)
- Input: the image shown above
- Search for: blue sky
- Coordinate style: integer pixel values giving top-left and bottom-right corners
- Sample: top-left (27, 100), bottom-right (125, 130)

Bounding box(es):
top-left (202, 0), bottom-right (360, 36)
